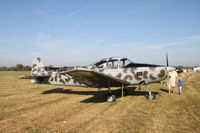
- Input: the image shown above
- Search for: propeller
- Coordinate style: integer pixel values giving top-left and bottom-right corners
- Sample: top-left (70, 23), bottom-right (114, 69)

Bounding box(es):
top-left (165, 52), bottom-right (175, 72)
top-left (165, 52), bottom-right (169, 74)
top-left (165, 52), bottom-right (170, 91)
top-left (166, 52), bottom-right (169, 67)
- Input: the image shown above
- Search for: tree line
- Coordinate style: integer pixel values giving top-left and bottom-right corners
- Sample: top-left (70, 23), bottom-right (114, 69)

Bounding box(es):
top-left (0, 64), bottom-right (31, 71)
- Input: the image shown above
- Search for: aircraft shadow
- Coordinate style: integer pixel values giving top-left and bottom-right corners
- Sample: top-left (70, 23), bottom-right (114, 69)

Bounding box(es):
top-left (42, 87), bottom-right (159, 103)
top-left (160, 88), bottom-right (168, 93)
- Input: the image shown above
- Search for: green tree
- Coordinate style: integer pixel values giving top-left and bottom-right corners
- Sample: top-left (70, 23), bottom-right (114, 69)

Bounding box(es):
top-left (16, 64), bottom-right (24, 71)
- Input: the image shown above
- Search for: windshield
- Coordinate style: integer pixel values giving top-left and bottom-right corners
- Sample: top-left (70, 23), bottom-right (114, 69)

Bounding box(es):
top-left (91, 61), bottom-right (107, 69)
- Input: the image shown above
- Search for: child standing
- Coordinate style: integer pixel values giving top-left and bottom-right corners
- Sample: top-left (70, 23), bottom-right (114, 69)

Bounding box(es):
top-left (178, 79), bottom-right (183, 95)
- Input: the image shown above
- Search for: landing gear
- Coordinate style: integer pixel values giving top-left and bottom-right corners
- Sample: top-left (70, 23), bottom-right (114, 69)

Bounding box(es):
top-left (106, 89), bottom-right (116, 102)
top-left (106, 94), bottom-right (116, 102)
top-left (120, 88), bottom-right (128, 96)
top-left (146, 92), bottom-right (155, 100)
top-left (146, 85), bottom-right (156, 100)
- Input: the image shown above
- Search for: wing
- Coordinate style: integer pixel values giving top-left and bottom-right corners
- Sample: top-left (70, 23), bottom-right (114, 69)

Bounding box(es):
top-left (61, 68), bottom-right (130, 88)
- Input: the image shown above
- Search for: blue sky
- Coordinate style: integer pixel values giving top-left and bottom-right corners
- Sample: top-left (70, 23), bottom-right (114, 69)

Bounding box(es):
top-left (0, 0), bottom-right (200, 66)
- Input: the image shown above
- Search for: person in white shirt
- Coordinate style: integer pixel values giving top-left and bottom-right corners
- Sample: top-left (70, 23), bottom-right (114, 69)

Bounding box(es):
top-left (168, 70), bottom-right (178, 93)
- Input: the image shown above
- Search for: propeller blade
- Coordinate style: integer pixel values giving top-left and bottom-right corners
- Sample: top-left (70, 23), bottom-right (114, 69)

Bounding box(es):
top-left (166, 52), bottom-right (169, 67)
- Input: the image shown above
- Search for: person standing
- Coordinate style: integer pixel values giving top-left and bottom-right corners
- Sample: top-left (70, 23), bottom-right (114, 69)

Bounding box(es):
top-left (178, 79), bottom-right (183, 95)
top-left (168, 70), bottom-right (178, 93)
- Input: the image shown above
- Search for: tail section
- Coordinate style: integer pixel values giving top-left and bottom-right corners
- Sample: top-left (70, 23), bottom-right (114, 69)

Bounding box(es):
top-left (31, 58), bottom-right (48, 76)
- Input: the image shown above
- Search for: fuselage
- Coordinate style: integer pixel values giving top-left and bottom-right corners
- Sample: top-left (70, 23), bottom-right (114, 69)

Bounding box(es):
top-left (95, 66), bottom-right (167, 85)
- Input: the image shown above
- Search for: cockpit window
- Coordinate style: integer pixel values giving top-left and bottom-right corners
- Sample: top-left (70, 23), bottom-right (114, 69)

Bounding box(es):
top-left (92, 61), bottom-right (107, 68)
top-left (107, 60), bottom-right (118, 69)
top-left (91, 58), bottom-right (133, 69)
top-left (119, 59), bottom-right (132, 68)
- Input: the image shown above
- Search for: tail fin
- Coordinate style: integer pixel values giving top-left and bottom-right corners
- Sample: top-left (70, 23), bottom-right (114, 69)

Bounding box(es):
top-left (31, 58), bottom-right (48, 76)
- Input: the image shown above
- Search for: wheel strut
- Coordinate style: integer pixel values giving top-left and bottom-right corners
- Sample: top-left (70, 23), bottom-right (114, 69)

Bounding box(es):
top-left (146, 85), bottom-right (155, 100)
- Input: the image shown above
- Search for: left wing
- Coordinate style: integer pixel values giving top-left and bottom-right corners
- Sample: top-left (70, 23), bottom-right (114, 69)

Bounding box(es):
top-left (60, 68), bottom-right (130, 88)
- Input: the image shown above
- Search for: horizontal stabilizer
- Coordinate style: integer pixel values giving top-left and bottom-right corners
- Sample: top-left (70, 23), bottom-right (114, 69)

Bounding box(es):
top-left (19, 75), bottom-right (50, 79)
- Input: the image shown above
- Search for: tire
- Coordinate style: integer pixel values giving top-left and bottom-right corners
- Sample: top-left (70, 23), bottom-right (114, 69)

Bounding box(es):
top-left (146, 93), bottom-right (155, 100)
top-left (106, 94), bottom-right (116, 102)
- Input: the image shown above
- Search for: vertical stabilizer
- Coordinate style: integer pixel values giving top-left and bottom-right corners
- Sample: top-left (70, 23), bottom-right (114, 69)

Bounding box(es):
top-left (31, 58), bottom-right (48, 76)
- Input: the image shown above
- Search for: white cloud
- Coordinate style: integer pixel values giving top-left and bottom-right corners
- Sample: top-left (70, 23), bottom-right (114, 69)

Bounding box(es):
top-left (128, 34), bottom-right (200, 52)
top-left (31, 33), bottom-right (200, 66)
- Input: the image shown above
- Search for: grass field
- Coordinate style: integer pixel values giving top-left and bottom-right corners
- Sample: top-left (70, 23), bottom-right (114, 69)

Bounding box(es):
top-left (0, 71), bottom-right (200, 133)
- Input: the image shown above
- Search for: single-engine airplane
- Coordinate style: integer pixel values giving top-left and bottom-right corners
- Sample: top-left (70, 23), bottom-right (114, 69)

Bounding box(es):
top-left (20, 56), bottom-right (174, 102)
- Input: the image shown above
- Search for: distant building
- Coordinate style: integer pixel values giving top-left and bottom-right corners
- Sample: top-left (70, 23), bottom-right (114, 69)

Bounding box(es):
top-left (193, 67), bottom-right (200, 72)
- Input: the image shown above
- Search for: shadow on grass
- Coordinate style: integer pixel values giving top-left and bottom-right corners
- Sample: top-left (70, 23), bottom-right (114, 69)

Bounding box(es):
top-left (160, 88), bottom-right (169, 93)
top-left (41, 87), bottom-right (159, 103)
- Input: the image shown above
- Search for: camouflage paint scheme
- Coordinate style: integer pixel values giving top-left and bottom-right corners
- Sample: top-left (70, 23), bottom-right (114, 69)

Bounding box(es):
top-left (21, 58), bottom-right (86, 87)
top-left (20, 57), bottom-right (174, 88)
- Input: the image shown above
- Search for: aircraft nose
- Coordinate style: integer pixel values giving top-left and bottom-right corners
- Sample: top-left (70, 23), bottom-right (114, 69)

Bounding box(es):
top-left (167, 66), bottom-right (175, 72)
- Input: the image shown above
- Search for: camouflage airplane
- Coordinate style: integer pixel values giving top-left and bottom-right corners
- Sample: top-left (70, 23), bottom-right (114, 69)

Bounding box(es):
top-left (20, 56), bottom-right (175, 102)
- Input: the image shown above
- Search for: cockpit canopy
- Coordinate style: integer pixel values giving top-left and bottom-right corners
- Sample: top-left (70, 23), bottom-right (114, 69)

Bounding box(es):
top-left (90, 57), bottom-right (133, 69)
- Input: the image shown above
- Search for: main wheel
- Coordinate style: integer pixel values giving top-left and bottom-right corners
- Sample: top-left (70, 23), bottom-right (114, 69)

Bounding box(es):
top-left (106, 94), bottom-right (116, 102)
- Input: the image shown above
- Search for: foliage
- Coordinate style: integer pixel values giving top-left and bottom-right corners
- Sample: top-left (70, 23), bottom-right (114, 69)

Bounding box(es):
top-left (0, 64), bottom-right (31, 71)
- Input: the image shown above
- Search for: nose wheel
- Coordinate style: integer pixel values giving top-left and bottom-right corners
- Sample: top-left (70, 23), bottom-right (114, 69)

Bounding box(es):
top-left (146, 85), bottom-right (156, 100)
top-left (106, 92), bottom-right (116, 102)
